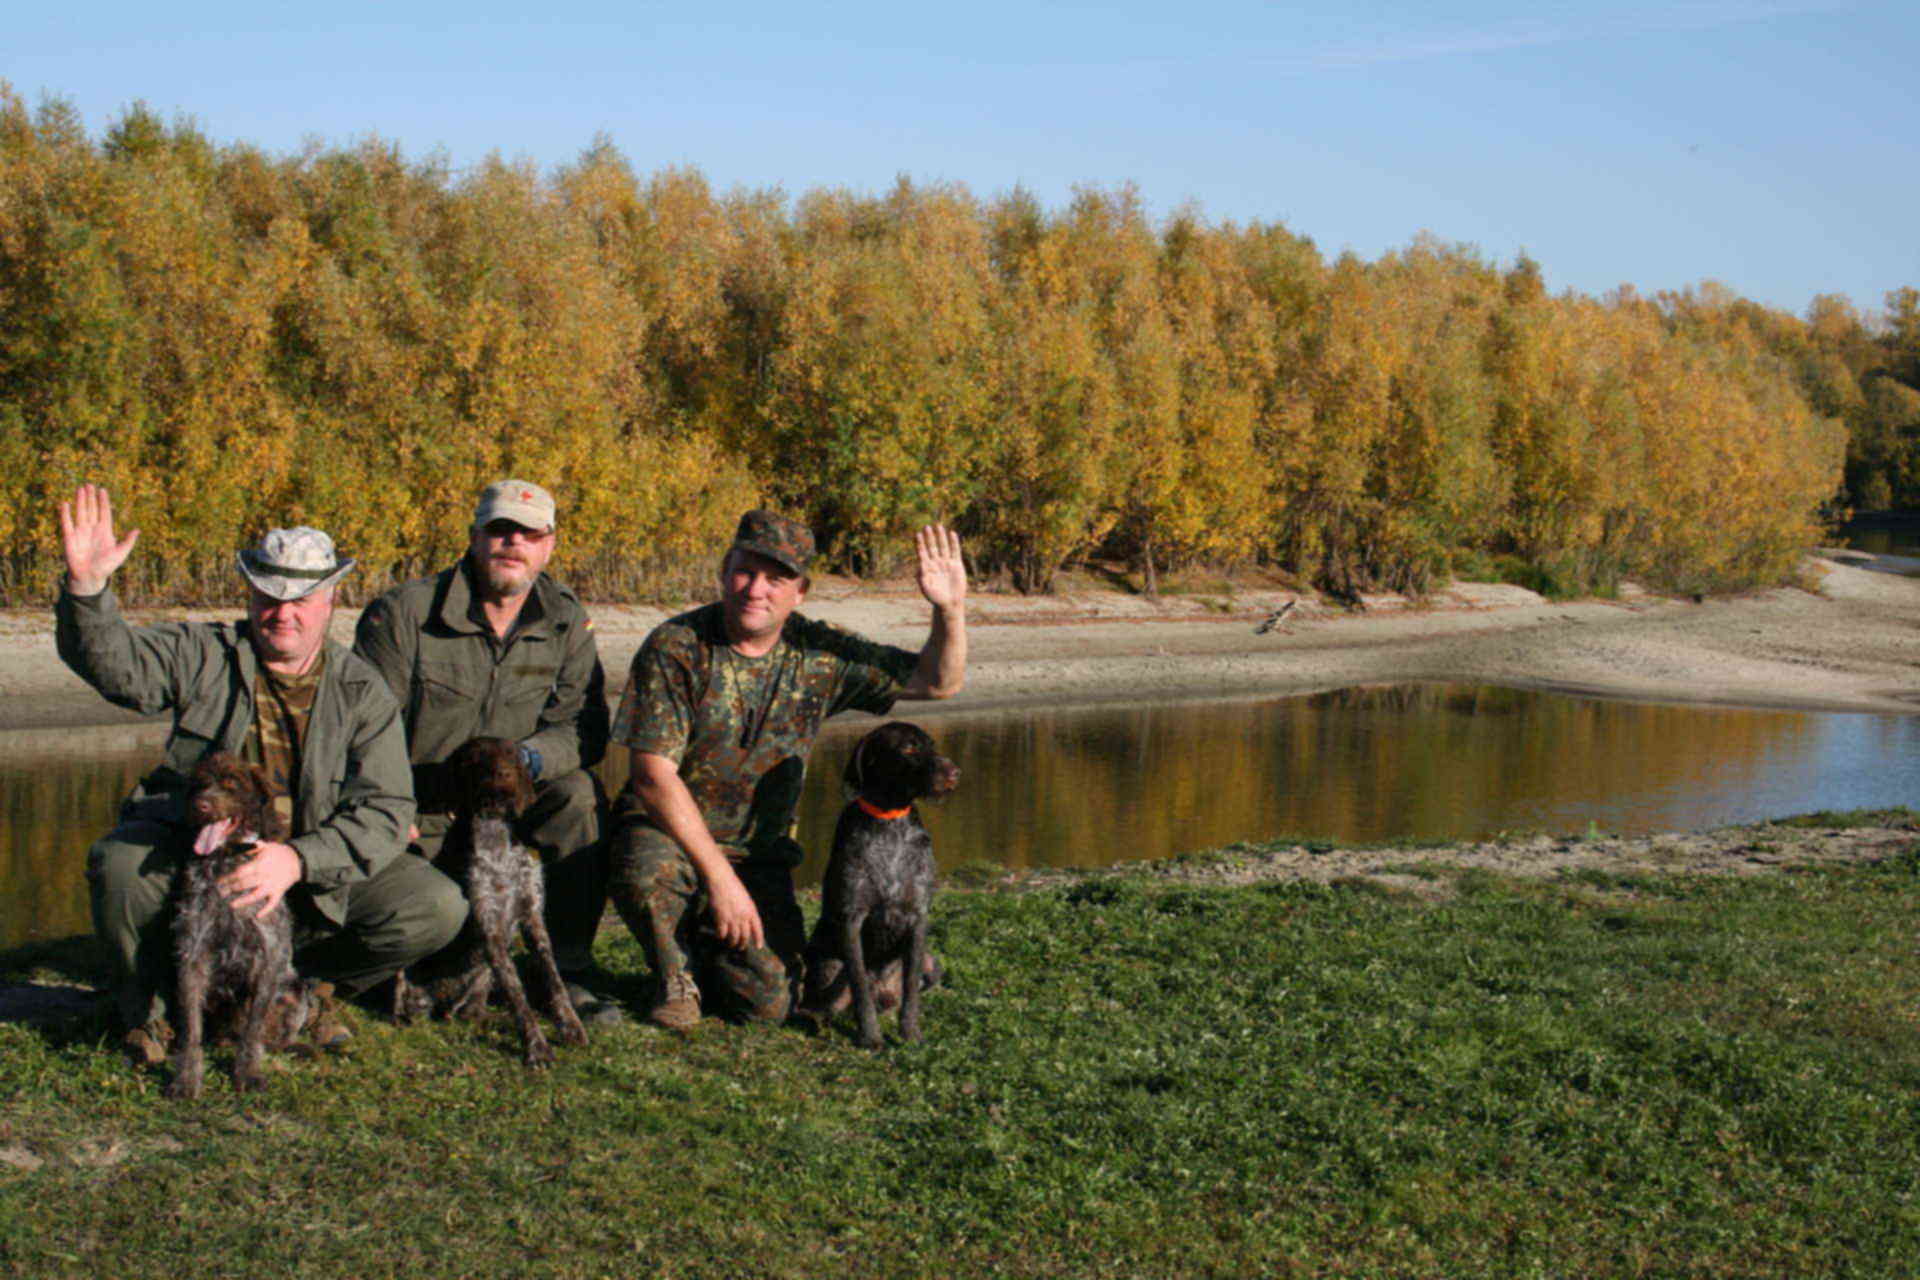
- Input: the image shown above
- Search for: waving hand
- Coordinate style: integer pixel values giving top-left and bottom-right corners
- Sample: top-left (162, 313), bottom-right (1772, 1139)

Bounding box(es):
top-left (58, 484), bottom-right (141, 596)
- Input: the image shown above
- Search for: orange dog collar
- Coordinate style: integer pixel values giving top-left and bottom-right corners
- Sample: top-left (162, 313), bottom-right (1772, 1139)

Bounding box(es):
top-left (855, 797), bottom-right (911, 821)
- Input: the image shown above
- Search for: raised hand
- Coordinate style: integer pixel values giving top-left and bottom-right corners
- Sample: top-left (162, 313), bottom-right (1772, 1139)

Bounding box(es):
top-left (58, 484), bottom-right (140, 596)
top-left (914, 525), bottom-right (966, 612)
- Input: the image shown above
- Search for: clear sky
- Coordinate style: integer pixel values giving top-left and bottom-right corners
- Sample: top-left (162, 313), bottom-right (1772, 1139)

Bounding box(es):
top-left (7, 1), bottom-right (1914, 316)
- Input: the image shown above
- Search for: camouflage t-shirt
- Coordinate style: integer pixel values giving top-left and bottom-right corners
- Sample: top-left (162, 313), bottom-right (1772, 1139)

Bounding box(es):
top-left (245, 651), bottom-right (327, 832)
top-left (613, 603), bottom-right (916, 860)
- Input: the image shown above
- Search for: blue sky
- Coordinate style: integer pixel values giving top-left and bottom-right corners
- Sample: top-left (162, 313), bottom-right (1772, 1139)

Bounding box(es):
top-left (7, 1), bottom-right (1914, 315)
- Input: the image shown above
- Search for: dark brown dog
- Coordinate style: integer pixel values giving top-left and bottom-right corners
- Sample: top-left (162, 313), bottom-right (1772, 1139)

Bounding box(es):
top-left (166, 753), bottom-right (316, 1099)
top-left (394, 737), bottom-right (586, 1067)
top-left (800, 721), bottom-right (959, 1048)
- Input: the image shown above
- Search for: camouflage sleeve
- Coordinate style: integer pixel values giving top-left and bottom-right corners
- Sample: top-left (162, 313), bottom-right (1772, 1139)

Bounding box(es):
top-left (808, 620), bottom-right (918, 718)
top-left (613, 626), bottom-right (698, 763)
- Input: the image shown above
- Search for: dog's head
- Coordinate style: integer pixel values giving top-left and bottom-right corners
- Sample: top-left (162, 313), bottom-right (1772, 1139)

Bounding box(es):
top-left (448, 736), bottom-right (537, 819)
top-left (186, 752), bottom-right (286, 841)
top-left (844, 721), bottom-right (959, 810)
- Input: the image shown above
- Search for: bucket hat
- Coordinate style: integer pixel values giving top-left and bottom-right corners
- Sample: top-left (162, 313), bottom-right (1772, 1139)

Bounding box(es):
top-left (236, 527), bottom-right (356, 602)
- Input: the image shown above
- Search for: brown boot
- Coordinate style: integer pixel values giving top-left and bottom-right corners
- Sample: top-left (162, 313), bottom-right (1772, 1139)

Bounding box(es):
top-left (648, 968), bottom-right (701, 1033)
top-left (121, 1020), bottom-right (172, 1069)
top-left (305, 983), bottom-right (352, 1052)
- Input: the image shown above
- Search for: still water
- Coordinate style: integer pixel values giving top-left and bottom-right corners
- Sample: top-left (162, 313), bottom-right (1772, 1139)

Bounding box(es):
top-left (6, 684), bottom-right (1918, 949)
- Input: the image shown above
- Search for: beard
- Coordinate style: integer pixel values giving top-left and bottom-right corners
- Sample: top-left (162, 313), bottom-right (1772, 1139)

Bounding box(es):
top-left (474, 553), bottom-right (536, 599)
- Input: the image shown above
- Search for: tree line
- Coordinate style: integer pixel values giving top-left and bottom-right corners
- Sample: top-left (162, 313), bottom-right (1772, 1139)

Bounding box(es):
top-left (2, 87), bottom-right (1914, 606)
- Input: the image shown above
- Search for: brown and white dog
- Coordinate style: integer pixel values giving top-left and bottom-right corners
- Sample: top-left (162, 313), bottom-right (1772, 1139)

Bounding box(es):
top-left (166, 753), bottom-right (318, 1099)
top-left (394, 736), bottom-right (587, 1068)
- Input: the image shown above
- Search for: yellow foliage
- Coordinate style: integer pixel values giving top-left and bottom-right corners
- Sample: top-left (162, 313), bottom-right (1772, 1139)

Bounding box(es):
top-left (0, 92), bottom-right (1858, 603)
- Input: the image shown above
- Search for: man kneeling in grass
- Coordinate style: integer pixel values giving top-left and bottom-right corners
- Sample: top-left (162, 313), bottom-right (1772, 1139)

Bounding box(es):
top-left (57, 485), bottom-right (463, 1065)
top-left (608, 511), bottom-right (966, 1031)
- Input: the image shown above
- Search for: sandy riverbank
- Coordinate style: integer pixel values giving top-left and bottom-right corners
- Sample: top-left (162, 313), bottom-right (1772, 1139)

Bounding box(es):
top-left (3, 550), bottom-right (1917, 751)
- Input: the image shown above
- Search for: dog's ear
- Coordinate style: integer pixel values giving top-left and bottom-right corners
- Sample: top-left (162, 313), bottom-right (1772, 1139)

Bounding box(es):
top-left (513, 759), bottom-right (537, 814)
top-left (246, 762), bottom-right (275, 808)
top-left (844, 734), bottom-right (870, 793)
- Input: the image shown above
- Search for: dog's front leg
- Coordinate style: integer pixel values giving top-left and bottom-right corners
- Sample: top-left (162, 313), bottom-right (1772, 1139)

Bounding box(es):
top-left (165, 956), bottom-right (210, 1100)
top-left (898, 918), bottom-right (929, 1044)
top-left (231, 971), bottom-right (278, 1093)
top-left (480, 907), bottom-right (554, 1068)
top-left (841, 910), bottom-right (882, 1049)
top-left (522, 910), bottom-right (588, 1048)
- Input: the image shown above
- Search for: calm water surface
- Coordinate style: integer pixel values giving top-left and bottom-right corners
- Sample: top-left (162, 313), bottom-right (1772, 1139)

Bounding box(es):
top-left (6, 684), bottom-right (1918, 949)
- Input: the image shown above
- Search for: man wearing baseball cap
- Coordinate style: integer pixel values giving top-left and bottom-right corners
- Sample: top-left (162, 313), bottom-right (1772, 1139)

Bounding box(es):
top-left (56, 485), bottom-right (463, 1067)
top-left (353, 479), bottom-right (615, 1022)
top-left (608, 510), bottom-right (967, 1031)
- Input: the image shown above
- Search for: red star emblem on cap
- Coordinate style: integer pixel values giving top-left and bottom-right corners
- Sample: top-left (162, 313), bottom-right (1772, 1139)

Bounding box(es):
top-left (520, 489), bottom-right (533, 501)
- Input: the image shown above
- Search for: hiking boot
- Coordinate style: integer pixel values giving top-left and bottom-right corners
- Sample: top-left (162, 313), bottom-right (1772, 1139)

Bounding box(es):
top-left (560, 982), bottom-right (629, 1028)
top-left (306, 983), bottom-right (352, 1052)
top-left (121, 1021), bottom-right (172, 1069)
top-left (557, 965), bottom-right (630, 1028)
top-left (648, 968), bottom-right (701, 1033)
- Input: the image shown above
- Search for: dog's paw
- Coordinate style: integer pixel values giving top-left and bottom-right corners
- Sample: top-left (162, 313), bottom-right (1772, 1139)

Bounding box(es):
top-left (522, 1036), bottom-right (556, 1069)
top-left (232, 1069), bottom-right (268, 1094)
top-left (391, 975), bottom-right (430, 1023)
top-left (162, 1072), bottom-right (203, 1101)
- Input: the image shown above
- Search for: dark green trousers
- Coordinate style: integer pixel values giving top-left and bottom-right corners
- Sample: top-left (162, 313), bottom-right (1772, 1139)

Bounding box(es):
top-left (87, 816), bottom-right (467, 1030)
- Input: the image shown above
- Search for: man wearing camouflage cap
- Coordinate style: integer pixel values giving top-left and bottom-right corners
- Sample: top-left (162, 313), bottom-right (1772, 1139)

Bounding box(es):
top-left (609, 511), bottom-right (967, 1031)
top-left (56, 485), bottom-right (463, 1066)
top-left (353, 480), bottom-right (615, 1022)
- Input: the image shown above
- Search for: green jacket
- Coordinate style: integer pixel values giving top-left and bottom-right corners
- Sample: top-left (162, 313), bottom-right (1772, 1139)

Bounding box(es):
top-left (351, 561), bottom-right (608, 813)
top-left (55, 586), bottom-right (416, 923)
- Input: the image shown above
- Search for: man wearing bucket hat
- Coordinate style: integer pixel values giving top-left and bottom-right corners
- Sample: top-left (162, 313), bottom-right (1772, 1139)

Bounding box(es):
top-left (55, 484), bottom-right (464, 1066)
top-left (608, 511), bottom-right (966, 1031)
top-left (352, 480), bottom-right (614, 1022)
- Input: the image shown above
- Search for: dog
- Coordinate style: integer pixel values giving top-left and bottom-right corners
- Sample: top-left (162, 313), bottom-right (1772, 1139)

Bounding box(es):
top-left (800, 721), bottom-right (959, 1048)
top-left (394, 736), bottom-right (587, 1068)
top-left (166, 753), bottom-right (318, 1099)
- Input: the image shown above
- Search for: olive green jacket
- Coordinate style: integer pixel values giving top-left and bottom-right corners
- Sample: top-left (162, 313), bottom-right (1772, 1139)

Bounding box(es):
top-left (55, 586), bottom-right (416, 923)
top-left (351, 561), bottom-right (608, 813)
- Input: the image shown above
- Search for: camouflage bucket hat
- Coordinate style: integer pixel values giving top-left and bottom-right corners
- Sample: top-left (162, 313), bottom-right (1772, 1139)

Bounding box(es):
top-left (731, 509), bottom-right (814, 576)
top-left (236, 527), bottom-right (356, 601)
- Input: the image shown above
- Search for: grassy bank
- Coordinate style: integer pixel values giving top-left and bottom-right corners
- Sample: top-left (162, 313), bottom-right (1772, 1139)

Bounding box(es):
top-left (5, 837), bottom-right (1920, 1278)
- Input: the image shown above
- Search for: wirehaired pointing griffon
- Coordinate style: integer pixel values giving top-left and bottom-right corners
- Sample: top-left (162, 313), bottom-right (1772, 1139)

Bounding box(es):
top-left (394, 736), bottom-right (588, 1067)
top-left (166, 753), bottom-right (318, 1099)
top-left (800, 721), bottom-right (959, 1048)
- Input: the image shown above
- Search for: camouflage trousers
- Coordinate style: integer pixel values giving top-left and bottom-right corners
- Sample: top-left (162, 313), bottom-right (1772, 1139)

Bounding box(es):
top-left (608, 821), bottom-right (804, 1023)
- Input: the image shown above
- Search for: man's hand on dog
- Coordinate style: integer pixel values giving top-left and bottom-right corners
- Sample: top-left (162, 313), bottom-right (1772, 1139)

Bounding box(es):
top-left (220, 842), bottom-right (301, 918)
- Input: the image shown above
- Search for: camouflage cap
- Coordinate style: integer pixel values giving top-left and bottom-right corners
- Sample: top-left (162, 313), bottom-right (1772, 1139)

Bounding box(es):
top-left (236, 527), bottom-right (356, 602)
top-left (474, 479), bottom-right (556, 533)
top-left (730, 509), bottom-right (814, 576)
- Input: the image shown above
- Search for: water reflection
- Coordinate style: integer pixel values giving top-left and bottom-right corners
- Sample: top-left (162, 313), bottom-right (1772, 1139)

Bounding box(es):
top-left (6, 685), bottom-right (1918, 949)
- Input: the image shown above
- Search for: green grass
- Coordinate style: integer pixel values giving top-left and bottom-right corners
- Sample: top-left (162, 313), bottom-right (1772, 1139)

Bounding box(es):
top-left (6, 853), bottom-right (1920, 1277)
